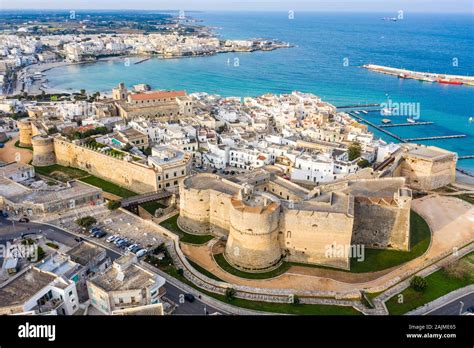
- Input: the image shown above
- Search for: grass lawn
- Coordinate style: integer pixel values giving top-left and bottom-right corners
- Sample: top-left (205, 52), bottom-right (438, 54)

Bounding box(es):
top-left (140, 201), bottom-right (166, 215)
top-left (186, 258), bottom-right (224, 282)
top-left (79, 175), bottom-right (137, 198)
top-left (214, 253), bottom-right (291, 279)
top-left (14, 140), bottom-right (33, 151)
top-left (34, 164), bottom-right (88, 181)
top-left (159, 215), bottom-right (214, 244)
top-left (349, 211), bottom-right (431, 273)
top-left (455, 193), bottom-right (474, 205)
top-left (149, 259), bottom-right (360, 315)
top-left (386, 252), bottom-right (474, 315)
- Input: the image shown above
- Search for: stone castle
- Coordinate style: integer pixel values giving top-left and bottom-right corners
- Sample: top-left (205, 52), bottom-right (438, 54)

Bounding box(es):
top-left (179, 168), bottom-right (412, 271)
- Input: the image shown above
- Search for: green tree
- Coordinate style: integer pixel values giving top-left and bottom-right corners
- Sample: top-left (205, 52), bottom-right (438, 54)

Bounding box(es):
top-left (357, 159), bottom-right (370, 168)
top-left (348, 142), bottom-right (362, 161)
top-left (107, 200), bottom-right (121, 210)
top-left (410, 276), bottom-right (427, 292)
top-left (75, 216), bottom-right (97, 229)
top-left (225, 288), bottom-right (236, 301)
top-left (80, 89), bottom-right (86, 95)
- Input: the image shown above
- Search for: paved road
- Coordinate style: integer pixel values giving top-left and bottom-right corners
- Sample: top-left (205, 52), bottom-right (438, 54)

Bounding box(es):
top-left (0, 216), bottom-right (223, 315)
top-left (427, 293), bottom-right (474, 315)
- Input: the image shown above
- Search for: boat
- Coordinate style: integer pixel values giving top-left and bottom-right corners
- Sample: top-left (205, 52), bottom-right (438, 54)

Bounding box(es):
top-left (464, 82), bottom-right (474, 86)
top-left (398, 73), bottom-right (407, 78)
top-left (420, 76), bottom-right (435, 83)
top-left (438, 79), bottom-right (463, 85)
top-left (354, 111), bottom-right (360, 115)
top-left (469, 117), bottom-right (473, 122)
top-left (361, 110), bottom-right (368, 114)
top-left (382, 119), bottom-right (391, 124)
top-left (381, 108), bottom-right (392, 116)
top-left (407, 118), bottom-right (416, 123)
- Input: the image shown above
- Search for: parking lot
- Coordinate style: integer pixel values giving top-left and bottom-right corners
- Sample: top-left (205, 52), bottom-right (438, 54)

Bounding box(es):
top-left (43, 204), bottom-right (166, 256)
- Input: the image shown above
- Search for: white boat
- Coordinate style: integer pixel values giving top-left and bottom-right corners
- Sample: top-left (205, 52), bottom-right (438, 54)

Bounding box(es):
top-left (469, 117), bottom-right (473, 122)
top-left (407, 118), bottom-right (416, 123)
top-left (361, 110), bottom-right (368, 114)
top-left (381, 108), bottom-right (392, 116)
top-left (354, 111), bottom-right (360, 115)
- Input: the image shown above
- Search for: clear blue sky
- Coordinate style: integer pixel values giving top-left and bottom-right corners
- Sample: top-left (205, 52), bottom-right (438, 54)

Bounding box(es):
top-left (2, 0), bottom-right (473, 14)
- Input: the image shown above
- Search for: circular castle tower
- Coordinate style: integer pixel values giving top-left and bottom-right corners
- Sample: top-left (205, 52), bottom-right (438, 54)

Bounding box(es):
top-left (32, 135), bottom-right (56, 166)
top-left (224, 188), bottom-right (282, 272)
top-left (178, 175), bottom-right (212, 235)
top-left (18, 119), bottom-right (33, 147)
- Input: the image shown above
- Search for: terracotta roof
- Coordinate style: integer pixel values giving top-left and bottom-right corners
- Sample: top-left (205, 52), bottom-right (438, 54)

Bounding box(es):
top-left (129, 90), bottom-right (186, 101)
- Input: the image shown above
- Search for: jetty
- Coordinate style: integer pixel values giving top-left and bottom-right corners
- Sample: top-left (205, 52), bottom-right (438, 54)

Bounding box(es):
top-left (336, 103), bottom-right (380, 109)
top-left (380, 121), bottom-right (434, 128)
top-left (362, 64), bottom-right (474, 86)
top-left (134, 57), bottom-right (152, 65)
top-left (349, 112), bottom-right (405, 142)
top-left (457, 155), bottom-right (474, 160)
top-left (349, 111), bottom-right (467, 144)
top-left (404, 135), bottom-right (466, 142)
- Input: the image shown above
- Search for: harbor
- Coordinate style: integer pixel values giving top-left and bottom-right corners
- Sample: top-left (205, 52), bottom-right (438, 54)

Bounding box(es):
top-left (347, 111), bottom-right (467, 144)
top-left (362, 64), bottom-right (474, 86)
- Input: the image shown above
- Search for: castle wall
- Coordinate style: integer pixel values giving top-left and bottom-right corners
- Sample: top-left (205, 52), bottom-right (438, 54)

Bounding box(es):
top-left (401, 151), bottom-right (456, 191)
top-left (280, 209), bottom-right (354, 270)
top-left (351, 201), bottom-right (410, 251)
top-left (208, 191), bottom-right (232, 236)
top-left (224, 199), bottom-right (282, 271)
top-left (178, 186), bottom-right (211, 235)
top-left (32, 135), bottom-right (56, 166)
top-left (18, 119), bottom-right (33, 147)
top-left (53, 139), bottom-right (158, 194)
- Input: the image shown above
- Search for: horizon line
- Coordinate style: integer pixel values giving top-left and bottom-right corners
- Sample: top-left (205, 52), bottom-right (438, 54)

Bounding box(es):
top-left (0, 8), bottom-right (472, 15)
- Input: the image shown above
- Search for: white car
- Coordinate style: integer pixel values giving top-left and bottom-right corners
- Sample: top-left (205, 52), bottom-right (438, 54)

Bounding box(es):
top-left (106, 235), bottom-right (118, 243)
top-left (135, 248), bottom-right (148, 258)
top-left (127, 244), bottom-right (139, 251)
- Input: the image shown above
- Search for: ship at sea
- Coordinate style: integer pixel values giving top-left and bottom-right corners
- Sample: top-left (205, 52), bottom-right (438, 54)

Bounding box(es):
top-left (407, 117), bottom-right (416, 123)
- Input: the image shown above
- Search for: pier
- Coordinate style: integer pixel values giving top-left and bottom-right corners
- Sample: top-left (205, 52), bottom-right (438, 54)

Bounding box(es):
top-left (348, 111), bottom-right (467, 144)
top-left (362, 64), bottom-right (474, 86)
top-left (337, 103), bottom-right (380, 109)
top-left (458, 155), bottom-right (474, 160)
top-left (404, 135), bottom-right (466, 142)
top-left (379, 121), bottom-right (434, 128)
top-left (348, 112), bottom-right (405, 142)
top-left (134, 57), bottom-right (152, 65)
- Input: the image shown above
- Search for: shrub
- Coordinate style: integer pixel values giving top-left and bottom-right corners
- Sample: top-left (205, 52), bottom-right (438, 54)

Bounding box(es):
top-left (75, 216), bottom-right (97, 229)
top-left (410, 276), bottom-right (427, 292)
top-left (177, 268), bottom-right (184, 276)
top-left (225, 288), bottom-right (236, 301)
top-left (107, 200), bottom-right (121, 210)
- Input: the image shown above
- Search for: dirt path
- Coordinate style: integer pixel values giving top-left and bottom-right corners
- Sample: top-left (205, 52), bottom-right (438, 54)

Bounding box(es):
top-left (0, 136), bottom-right (32, 164)
top-left (182, 195), bottom-right (474, 292)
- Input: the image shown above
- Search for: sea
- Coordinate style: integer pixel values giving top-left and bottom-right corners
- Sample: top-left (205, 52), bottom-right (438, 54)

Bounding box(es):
top-left (44, 11), bottom-right (474, 173)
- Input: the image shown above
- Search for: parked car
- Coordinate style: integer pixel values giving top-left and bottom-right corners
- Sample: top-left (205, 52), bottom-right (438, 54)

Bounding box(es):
top-left (130, 246), bottom-right (141, 253)
top-left (94, 230), bottom-right (107, 238)
top-left (135, 248), bottom-right (147, 258)
top-left (1, 211), bottom-right (8, 218)
top-left (106, 235), bottom-right (118, 243)
top-left (113, 238), bottom-right (124, 245)
top-left (75, 237), bottom-right (84, 242)
top-left (184, 294), bottom-right (195, 302)
top-left (127, 244), bottom-right (139, 251)
top-left (18, 217), bottom-right (30, 223)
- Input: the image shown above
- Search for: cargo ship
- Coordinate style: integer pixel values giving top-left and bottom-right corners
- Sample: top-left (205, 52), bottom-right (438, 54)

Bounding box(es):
top-left (438, 79), bottom-right (463, 85)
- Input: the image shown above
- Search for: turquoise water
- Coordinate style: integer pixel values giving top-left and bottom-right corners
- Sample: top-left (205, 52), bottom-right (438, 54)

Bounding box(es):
top-left (46, 12), bottom-right (474, 172)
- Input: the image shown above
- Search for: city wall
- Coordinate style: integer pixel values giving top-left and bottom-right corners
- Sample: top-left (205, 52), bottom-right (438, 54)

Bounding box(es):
top-left (53, 138), bottom-right (158, 194)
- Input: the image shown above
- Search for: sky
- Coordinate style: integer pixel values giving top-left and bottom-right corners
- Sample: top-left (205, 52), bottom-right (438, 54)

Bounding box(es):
top-left (1, 0), bottom-right (473, 14)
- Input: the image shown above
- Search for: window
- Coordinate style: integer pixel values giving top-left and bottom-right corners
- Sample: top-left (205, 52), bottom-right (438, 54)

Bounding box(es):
top-left (174, 180), bottom-right (178, 185)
